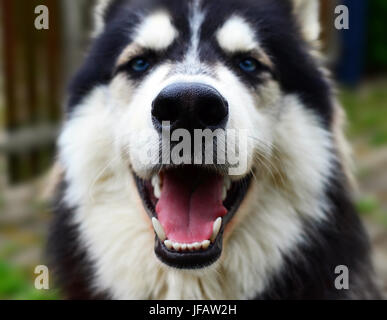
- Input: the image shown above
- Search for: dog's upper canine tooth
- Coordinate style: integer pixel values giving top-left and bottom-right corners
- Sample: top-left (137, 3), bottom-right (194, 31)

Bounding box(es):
top-left (152, 174), bottom-right (162, 199)
top-left (152, 217), bottom-right (166, 242)
top-left (224, 176), bottom-right (232, 190)
top-left (154, 183), bottom-right (161, 199)
top-left (211, 217), bottom-right (222, 242)
top-left (222, 186), bottom-right (227, 201)
top-left (151, 174), bottom-right (160, 187)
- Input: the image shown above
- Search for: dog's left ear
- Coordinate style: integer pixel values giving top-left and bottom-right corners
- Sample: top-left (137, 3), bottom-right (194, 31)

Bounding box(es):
top-left (291, 0), bottom-right (321, 42)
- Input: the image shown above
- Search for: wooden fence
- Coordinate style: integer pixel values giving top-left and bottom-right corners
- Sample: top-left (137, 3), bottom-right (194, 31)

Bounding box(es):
top-left (0, 0), bottom-right (93, 184)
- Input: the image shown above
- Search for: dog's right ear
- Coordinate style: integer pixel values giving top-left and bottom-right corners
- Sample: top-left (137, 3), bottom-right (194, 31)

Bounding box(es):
top-left (93, 0), bottom-right (125, 36)
top-left (291, 0), bottom-right (320, 43)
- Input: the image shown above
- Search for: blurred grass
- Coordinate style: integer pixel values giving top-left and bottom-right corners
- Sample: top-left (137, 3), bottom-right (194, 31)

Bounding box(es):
top-left (340, 79), bottom-right (387, 227)
top-left (340, 79), bottom-right (387, 146)
top-left (0, 261), bottom-right (59, 300)
top-left (356, 196), bottom-right (387, 226)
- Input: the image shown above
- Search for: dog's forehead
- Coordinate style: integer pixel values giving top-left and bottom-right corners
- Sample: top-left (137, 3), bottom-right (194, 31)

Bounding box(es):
top-left (109, 0), bottom-right (274, 53)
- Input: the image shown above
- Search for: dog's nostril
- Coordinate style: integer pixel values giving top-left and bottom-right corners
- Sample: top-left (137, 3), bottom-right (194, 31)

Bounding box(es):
top-left (197, 96), bottom-right (228, 128)
top-left (151, 82), bottom-right (229, 131)
top-left (151, 97), bottom-right (181, 126)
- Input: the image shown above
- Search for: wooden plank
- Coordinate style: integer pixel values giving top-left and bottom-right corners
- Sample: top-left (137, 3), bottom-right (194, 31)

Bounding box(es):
top-left (46, 0), bottom-right (62, 123)
top-left (1, 0), bottom-right (23, 183)
top-left (1, 0), bottom-right (17, 130)
top-left (1, 0), bottom-right (63, 184)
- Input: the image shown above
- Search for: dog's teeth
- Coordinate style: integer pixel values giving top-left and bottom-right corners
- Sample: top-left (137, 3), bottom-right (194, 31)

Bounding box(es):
top-left (211, 217), bottom-right (222, 242)
top-left (224, 176), bottom-right (232, 190)
top-left (154, 183), bottom-right (161, 199)
top-left (151, 174), bottom-right (159, 187)
top-left (222, 186), bottom-right (227, 201)
top-left (152, 174), bottom-right (162, 198)
top-left (164, 240), bottom-right (213, 251)
top-left (164, 239), bottom-right (173, 249)
top-left (152, 217), bottom-right (166, 242)
top-left (193, 242), bottom-right (201, 250)
top-left (201, 240), bottom-right (210, 249)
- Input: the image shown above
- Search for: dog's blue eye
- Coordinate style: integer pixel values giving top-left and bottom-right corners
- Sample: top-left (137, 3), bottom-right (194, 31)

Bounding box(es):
top-left (239, 58), bottom-right (258, 72)
top-left (130, 58), bottom-right (150, 72)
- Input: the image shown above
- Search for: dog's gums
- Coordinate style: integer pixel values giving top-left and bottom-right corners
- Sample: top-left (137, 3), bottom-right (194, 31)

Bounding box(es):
top-left (134, 166), bottom-right (252, 269)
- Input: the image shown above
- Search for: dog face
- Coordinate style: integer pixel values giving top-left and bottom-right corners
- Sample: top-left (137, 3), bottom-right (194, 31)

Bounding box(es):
top-left (107, 1), bottom-right (285, 268)
top-left (58, 0), bottom-right (344, 297)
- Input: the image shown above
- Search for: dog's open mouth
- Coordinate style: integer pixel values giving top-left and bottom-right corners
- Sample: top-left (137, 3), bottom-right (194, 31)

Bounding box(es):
top-left (134, 166), bottom-right (251, 269)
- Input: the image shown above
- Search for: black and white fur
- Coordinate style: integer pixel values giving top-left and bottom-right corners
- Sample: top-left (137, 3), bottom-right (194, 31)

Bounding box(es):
top-left (48, 0), bottom-right (381, 299)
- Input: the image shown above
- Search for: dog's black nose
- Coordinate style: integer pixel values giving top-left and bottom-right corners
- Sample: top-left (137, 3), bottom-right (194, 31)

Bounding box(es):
top-left (152, 82), bottom-right (228, 132)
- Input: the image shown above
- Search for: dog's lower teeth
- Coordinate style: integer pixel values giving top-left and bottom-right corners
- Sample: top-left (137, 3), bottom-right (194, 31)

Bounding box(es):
top-left (164, 239), bottom-right (173, 249)
top-left (193, 242), bottom-right (201, 250)
top-left (211, 217), bottom-right (222, 242)
top-left (152, 217), bottom-right (166, 242)
top-left (163, 240), bottom-right (212, 251)
top-left (202, 240), bottom-right (210, 249)
top-left (155, 216), bottom-right (222, 251)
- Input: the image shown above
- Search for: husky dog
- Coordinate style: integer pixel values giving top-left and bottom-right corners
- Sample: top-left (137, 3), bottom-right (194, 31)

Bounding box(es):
top-left (49, 0), bottom-right (381, 299)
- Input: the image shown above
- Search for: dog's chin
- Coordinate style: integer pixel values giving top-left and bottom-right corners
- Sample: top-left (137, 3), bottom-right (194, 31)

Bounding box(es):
top-left (133, 165), bottom-right (252, 269)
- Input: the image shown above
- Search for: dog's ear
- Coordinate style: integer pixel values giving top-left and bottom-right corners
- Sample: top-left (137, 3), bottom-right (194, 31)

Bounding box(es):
top-left (291, 0), bottom-right (320, 42)
top-left (93, 0), bottom-right (125, 36)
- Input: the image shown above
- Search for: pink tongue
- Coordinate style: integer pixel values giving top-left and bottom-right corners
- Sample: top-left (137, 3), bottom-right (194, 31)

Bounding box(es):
top-left (156, 170), bottom-right (227, 243)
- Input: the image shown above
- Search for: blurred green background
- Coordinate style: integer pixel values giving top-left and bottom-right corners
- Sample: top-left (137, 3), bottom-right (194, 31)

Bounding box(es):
top-left (0, 0), bottom-right (386, 299)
